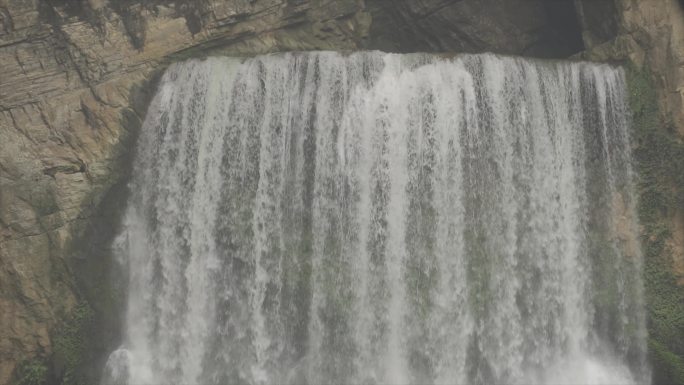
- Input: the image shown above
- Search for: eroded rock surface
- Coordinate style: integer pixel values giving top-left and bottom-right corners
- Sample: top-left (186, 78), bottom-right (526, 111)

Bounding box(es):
top-left (578, 0), bottom-right (684, 136)
top-left (577, 1), bottom-right (684, 382)
top-left (366, 0), bottom-right (585, 57)
top-left (1, 1), bottom-right (371, 382)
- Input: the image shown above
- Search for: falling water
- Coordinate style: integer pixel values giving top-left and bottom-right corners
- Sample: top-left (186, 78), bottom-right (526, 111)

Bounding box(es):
top-left (102, 52), bottom-right (649, 385)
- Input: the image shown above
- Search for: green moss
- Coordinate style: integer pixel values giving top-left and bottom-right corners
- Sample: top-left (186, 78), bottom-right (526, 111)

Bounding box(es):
top-left (16, 359), bottom-right (48, 385)
top-left (626, 63), bottom-right (684, 384)
top-left (53, 302), bottom-right (95, 385)
top-left (650, 339), bottom-right (684, 384)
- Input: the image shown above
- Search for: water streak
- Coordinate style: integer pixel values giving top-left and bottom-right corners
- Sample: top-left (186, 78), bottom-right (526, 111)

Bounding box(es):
top-left (104, 52), bottom-right (649, 385)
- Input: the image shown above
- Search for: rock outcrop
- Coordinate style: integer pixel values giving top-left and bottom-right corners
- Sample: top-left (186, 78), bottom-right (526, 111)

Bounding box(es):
top-left (1, 1), bottom-right (371, 382)
top-left (576, 0), bottom-right (684, 382)
top-left (577, 0), bottom-right (684, 135)
top-left (1, 0), bottom-right (683, 383)
top-left (366, 0), bottom-right (585, 57)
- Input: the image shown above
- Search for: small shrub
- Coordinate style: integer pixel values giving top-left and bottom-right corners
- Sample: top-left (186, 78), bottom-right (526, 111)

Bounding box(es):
top-left (16, 360), bottom-right (48, 385)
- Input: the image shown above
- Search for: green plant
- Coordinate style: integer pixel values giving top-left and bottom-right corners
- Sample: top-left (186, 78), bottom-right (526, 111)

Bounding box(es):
top-left (16, 360), bottom-right (48, 385)
top-left (53, 302), bottom-right (95, 385)
top-left (626, 63), bottom-right (684, 384)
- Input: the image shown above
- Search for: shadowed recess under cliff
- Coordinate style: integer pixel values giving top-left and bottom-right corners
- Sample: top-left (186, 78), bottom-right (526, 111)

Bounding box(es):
top-left (102, 52), bottom-right (650, 385)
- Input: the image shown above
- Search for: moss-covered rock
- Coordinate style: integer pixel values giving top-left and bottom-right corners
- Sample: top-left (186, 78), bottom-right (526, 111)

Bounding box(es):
top-left (627, 64), bottom-right (684, 384)
top-left (15, 360), bottom-right (48, 385)
top-left (52, 303), bottom-right (95, 385)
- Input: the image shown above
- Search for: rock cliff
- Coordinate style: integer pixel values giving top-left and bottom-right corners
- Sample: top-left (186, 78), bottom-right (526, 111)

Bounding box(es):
top-left (1, 0), bottom-right (683, 384)
top-left (575, 1), bottom-right (684, 382)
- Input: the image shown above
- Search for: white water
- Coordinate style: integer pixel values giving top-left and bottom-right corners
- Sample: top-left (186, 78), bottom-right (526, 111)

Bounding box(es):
top-left (102, 52), bottom-right (649, 385)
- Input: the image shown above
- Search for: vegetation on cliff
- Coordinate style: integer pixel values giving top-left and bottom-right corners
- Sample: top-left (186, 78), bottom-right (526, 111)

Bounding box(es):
top-left (627, 64), bottom-right (684, 384)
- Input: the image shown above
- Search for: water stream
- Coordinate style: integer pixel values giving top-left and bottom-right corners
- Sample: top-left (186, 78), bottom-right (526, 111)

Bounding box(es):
top-left (102, 52), bottom-right (649, 385)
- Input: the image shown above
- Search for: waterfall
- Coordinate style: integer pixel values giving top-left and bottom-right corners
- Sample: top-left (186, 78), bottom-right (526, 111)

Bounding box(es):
top-left (102, 52), bottom-right (649, 385)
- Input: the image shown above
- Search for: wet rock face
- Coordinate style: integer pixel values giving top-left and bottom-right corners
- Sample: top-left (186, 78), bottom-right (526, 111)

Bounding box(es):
top-left (576, 0), bottom-right (684, 383)
top-left (365, 0), bottom-right (585, 57)
top-left (574, 0), bottom-right (619, 48)
top-left (577, 0), bottom-right (684, 137)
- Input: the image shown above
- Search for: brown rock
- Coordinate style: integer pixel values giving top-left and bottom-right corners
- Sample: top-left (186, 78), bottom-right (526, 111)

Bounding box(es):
top-left (1, 1), bottom-right (372, 382)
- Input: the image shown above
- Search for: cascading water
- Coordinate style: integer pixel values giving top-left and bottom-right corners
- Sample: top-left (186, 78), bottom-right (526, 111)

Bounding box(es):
top-left (102, 52), bottom-right (650, 385)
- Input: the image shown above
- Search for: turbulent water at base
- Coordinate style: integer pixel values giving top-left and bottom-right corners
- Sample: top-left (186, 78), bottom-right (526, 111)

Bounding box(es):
top-left (102, 52), bottom-right (650, 385)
